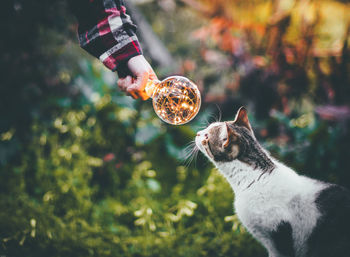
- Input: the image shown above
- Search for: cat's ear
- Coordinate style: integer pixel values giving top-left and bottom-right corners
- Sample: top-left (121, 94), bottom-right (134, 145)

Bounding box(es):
top-left (223, 122), bottom-right (236, 148)
top-left (233, 107), bottom-right (254, 134)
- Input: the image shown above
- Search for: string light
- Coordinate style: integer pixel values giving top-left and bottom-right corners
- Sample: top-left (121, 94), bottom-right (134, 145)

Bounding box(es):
top-left (145, 76), bottom-right (201, 125)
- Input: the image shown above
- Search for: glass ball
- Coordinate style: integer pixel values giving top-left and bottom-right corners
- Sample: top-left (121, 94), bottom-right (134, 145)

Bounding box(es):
top-left (146, 76), bottom-right (201, 125)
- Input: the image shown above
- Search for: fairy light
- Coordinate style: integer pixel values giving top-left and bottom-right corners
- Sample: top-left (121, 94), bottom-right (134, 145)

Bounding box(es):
top-left (145, 76), bottom-right (201, 125)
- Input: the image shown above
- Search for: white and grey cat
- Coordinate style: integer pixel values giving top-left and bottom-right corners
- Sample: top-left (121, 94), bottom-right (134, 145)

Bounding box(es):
top-left (195, 107), bottom-right (350, 257)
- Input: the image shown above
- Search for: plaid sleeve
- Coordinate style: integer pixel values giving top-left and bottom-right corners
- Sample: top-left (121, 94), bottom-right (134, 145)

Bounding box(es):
top-left (69, 0), bottom-right (142, 73)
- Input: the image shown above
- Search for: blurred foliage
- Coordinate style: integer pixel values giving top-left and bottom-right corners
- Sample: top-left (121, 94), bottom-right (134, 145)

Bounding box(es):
top-left (0, 0), bottom-right (349, 256)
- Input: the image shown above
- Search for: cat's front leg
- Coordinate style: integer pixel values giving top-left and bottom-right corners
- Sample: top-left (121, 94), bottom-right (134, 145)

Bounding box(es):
top-left (239, 205), bottom-right (295, 257)
top-left (243, 226), bottom-right (279, 257)
top-left (256, 237), bottom-right (280, 257)
top-left (262, 238), bottom-right (294, 257)
top-left (247, 225), bottom-right (294, 257)
top-left (259, 240), bottom-right (290, 257)
top-left (268, 253), bottom-right (290, 257)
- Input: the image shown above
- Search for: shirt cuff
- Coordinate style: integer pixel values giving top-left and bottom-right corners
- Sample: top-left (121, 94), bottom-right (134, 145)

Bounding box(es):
top-left (99, 38), bottom-right (142, 74)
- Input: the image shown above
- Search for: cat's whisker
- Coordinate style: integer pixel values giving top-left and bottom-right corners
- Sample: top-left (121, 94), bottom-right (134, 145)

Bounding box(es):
top-left (215, 103), bottom-right (222, 122)
top-left (203, 116), bottom-right (211, 126)
top-left (181, 140), bottom-right (199, 168)
top-left (186, 146), bottom-right (198, 165)
top-left (205, 107), bottom-right (223, 125)
top-left (195, 119), bottom-right (209, 131)
top-left (199, 122), bottom-right (209, 130)
top-left (192, 147), bottom-right (200, 168)
top-left (181, 141), bottom-right (195, 158)
top-left (207, 111), bottom-right (218, 124)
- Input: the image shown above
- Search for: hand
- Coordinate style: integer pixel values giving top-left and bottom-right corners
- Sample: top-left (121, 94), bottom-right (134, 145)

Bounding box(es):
top-left (117, 55), bottom-right (158, 100)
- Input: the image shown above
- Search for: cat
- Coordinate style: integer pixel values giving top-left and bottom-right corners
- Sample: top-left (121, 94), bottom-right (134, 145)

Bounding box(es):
top-left (195, 106), bottom-right (350, 257)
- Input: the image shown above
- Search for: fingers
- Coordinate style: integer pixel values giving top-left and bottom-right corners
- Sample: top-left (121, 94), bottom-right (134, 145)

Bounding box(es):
top-left (118, 75), bottom-right (149, 100)
top-left (128, 90), bottom-right (139, 99)
top-left (117, 55), bottom-right (158, 100)
top-left (117, 76), bottom-right (132, 92)
top-left (118, 76), bottom-right (138, 99)
top-left (126, 71), bottom-right (150, 100)
top-left (148, 66), bottom-right (158, 81)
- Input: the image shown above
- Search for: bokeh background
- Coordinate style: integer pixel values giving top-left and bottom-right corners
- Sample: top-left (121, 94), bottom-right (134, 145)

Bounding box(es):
top-left (1, 0), bottom-right (349, 256)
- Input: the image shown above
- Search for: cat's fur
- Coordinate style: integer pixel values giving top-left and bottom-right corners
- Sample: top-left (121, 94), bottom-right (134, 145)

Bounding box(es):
top-left (195, 107), bottom-right (350, 257)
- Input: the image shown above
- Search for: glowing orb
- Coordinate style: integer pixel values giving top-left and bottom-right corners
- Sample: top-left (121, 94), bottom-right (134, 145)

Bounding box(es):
top-left (145, 76), bottom-right (201, 125)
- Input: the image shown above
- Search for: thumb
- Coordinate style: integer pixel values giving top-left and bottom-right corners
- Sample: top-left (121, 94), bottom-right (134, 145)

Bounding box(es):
top-left (148, 68), bottom-right (158, 81)
top-left (133, 71), bottom-right (149, 92)
top-left (126, 71), bottom-right (151, 100)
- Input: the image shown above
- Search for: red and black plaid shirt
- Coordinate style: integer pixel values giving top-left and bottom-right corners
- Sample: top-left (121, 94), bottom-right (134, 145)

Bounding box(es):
top-left (69, 0), bottom-right (142, 74)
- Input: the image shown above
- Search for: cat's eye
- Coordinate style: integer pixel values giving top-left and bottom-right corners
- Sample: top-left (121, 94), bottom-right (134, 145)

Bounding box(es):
top-left (223, 138), bottom-right (227, 141)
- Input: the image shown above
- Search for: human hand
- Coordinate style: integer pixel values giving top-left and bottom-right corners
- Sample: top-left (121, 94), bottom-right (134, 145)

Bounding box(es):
top-left (117, 55), bottom-right (158, 100)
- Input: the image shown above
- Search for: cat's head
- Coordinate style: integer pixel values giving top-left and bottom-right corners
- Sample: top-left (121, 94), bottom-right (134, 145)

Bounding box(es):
top-left (195, 107), bottom-right (256, 163)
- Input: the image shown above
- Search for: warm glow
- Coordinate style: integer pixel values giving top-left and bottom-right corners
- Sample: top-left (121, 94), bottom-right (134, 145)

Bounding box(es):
top-left (145, 76), bottom-right (201, 125)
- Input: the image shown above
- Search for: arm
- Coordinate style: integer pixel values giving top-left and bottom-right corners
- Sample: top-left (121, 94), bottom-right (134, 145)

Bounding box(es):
top-left (69, 0), bottom-right (141, 72)
top-left (69, 0), bottom-right (157, 99)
